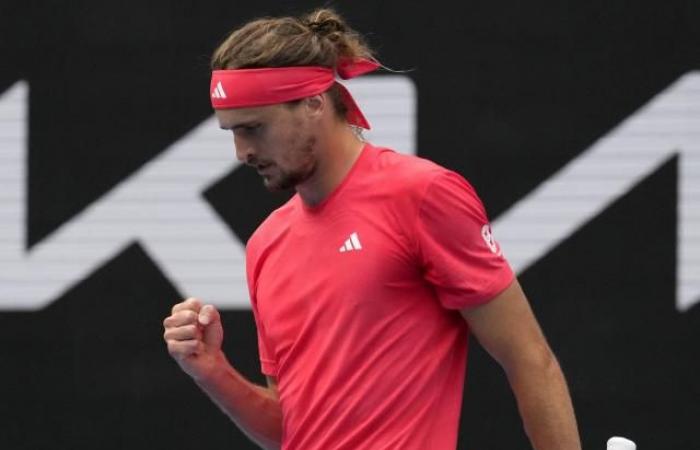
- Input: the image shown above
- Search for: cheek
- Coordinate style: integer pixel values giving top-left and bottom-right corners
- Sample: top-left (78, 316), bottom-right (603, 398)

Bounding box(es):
top-left (290, 135), bottom-right (315, 169)
top-left (277, 127), bottom-right (311, 164)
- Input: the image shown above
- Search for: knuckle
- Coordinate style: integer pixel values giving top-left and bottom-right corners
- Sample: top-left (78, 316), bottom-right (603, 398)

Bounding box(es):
top-left (171, 298), bottom-right (202, 315)
top-left (185, 297), bottom-right (200, 306)
top-left (163, 329), bottom-right (174, 341)
top-left (163, 323), bottom-right (199, 342)
top-left (173, 311), bottom-right (196, 326)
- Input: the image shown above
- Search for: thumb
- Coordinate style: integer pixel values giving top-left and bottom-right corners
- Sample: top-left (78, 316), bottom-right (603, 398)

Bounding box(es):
top-left (198, 304), bottom-right (224, 348)
top-left (198, 304), bottom-right (220, 327)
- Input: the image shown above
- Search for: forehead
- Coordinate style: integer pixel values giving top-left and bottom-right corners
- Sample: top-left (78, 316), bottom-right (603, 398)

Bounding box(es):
top-left (215, 104), bottom-right (286, 129)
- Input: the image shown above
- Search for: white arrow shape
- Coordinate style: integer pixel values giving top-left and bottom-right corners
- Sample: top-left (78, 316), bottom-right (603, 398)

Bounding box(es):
top-left (0, 81), bottom-right (246, 310)
top-left (493, 71), bottom-right (700, 312)
top-left (0, 77), bottom-right (416, 310)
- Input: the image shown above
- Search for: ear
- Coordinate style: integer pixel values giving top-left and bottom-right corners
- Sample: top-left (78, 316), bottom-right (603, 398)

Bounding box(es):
top-left (302, 94), bottom-right (326, 121)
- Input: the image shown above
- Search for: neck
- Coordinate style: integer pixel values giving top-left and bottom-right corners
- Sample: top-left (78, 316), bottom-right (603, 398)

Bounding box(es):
top-left (296, 124), bottom-right (364, 206)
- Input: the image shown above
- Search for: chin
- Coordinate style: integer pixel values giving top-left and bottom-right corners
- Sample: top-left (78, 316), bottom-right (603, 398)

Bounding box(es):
top-left (262, 175), bottom-right (294, 192)
top-left (265, 165), bottom-right (314, 191)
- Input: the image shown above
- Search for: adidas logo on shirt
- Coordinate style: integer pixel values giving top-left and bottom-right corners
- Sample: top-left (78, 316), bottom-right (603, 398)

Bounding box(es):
top-left (339, 232), bottom-right (362, 253)
top-left (211, 81), bottom-right (227, 99)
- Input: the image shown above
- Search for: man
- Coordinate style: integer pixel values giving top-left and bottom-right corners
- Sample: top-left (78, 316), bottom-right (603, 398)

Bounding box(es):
top-left (163, 9), bottom-right (581, 450)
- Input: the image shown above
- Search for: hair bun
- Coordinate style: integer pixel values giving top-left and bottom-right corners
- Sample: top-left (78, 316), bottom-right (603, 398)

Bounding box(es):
top-left (304, 9), bottom-right (347, 37)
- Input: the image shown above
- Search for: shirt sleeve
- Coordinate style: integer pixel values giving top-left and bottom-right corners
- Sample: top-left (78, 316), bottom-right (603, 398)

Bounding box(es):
top-left (253, 302), bottom-right (277, 377)
top-left (250, 300), bottom-right (278, 377)
top-left (246, 243), bottom-right (278, 377)
top-left (415, 170), bottom-right (514, 309)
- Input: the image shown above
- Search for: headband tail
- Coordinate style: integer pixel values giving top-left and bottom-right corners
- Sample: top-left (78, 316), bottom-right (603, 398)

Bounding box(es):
top-left (335, 82), bottom-right (371, 129)
top-left (336, 58), bottom-right (380, 79)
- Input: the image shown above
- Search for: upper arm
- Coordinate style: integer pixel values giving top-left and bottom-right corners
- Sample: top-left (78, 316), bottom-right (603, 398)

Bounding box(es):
top-left (460, 278), bottom-right (554, 374)
top-left (415, 171), bottom-right (514, 309)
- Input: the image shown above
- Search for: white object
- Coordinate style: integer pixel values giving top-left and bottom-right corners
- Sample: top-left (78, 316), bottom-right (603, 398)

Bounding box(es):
top-left (607, 436), bottom-right (636, 450)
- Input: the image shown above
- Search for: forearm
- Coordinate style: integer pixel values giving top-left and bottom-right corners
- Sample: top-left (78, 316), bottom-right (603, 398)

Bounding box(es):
top-left (194, 354), bottom-right (283, 449)
top-left (506, 352), bottom-right (581, 450)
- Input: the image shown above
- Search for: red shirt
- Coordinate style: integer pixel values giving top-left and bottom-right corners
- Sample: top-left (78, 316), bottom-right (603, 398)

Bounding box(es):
top-left (246, 143), bottom-right (513, 449)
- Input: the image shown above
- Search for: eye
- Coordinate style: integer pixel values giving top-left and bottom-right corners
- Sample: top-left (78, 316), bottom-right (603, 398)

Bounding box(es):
top-left (239, 124), bottom-right (262, 135)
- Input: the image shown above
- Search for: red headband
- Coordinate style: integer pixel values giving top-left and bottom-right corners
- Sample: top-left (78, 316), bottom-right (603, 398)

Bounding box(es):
top-left (210, 58), bottom-right (379, 129)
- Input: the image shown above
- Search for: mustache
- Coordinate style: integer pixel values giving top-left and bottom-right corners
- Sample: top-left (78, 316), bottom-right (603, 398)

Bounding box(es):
top-left (246, 157), bottom-right (272, 168)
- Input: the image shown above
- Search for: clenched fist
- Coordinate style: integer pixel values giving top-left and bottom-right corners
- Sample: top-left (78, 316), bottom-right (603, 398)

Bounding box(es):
top-left (163, 298), bottom-right (226, 381)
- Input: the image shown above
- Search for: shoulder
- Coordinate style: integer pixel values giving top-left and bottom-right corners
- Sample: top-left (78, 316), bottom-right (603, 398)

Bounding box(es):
top-left (371, 145), bottom-right (443, 178)
top-left (364, 144), bottom-right (454, 197)
top-left (364, 144), bottom-right (480, 210)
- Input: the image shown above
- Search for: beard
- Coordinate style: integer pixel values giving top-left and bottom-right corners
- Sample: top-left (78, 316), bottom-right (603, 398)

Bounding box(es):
top-left (261, 134), bottom-right (317, 191)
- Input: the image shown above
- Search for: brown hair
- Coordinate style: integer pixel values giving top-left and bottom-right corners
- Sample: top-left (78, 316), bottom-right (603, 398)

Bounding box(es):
top-left (211, 8), bottom-right (375, 119)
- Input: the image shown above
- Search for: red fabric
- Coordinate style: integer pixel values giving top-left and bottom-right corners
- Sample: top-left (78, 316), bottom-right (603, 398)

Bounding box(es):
top-left (210, 58), bottom-right (379, 129)
top-left (246, 143), bottom-right (514, 449)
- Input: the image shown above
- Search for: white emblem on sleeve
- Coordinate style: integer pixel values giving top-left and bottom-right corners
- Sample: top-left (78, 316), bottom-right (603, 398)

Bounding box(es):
top-left (481, 224), bottom-right (502, 256)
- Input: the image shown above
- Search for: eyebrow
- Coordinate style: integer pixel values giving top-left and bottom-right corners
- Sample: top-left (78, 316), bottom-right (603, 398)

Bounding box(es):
top-left (220, 121), bottom-right (259, 131)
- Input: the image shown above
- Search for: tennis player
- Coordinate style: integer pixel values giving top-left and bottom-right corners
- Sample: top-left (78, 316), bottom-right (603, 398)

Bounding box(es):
top-left (163, 8), bottom-right (581, 450)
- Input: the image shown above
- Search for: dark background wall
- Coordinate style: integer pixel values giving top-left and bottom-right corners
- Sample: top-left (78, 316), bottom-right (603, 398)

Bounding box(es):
top-left (0, 1), bottom-right (698, 449)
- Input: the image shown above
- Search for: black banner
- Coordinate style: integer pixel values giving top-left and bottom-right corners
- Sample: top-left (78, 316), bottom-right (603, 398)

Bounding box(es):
top-left (0, 1), bottom-right (698, 449)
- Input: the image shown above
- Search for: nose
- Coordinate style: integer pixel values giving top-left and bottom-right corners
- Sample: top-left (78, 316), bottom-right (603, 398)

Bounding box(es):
top-left (234, 140), bottom-right (256, 165)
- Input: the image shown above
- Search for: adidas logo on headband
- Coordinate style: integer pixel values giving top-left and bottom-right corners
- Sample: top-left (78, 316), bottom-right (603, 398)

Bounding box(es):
top-left (211, 81), bottom-right (227, 99)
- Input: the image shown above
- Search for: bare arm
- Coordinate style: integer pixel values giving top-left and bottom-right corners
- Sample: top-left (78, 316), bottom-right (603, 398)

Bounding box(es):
top-left (461, 280), bottom-right (581, 450)
top-left (163, 298), bottom-right (283, 449)
top-left (192, 360), bottom-right (283, 449)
